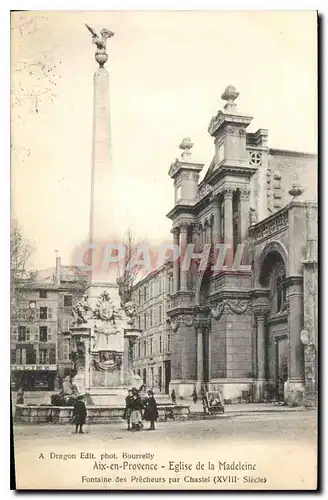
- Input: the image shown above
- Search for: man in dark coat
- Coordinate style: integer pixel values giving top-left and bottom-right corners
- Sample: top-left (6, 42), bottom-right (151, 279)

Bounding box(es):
top-left (192, 386), bottom-right (198, 404)
top-left (143, 390), bottom-right (158, 430)
top-left (171, 389), bottom-right (176, 404)
top-left (72, 395), bottom-right (87, 434)
top-left (124, 389), bottom-right (133, 430)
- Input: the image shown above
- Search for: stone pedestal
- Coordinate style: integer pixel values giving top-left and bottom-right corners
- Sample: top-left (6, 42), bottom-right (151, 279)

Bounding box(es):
top-left (253, 380), bottom-right (266, 402)
top-left (70, 327), bottom-right (91, 394)
top-left (169, 312), bottom-right (197, 398)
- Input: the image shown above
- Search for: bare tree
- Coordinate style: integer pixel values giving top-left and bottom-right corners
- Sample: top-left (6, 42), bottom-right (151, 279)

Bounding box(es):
top-left (10, 219), bottom-right (36, 316)
top-left (11, 14), bottom-right (62, 118)
top-left (116, 228), bottom-right (141, 307)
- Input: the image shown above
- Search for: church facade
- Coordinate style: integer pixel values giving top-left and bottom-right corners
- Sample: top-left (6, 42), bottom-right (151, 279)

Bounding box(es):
top-left (166, 86), bottom-right (317, 407)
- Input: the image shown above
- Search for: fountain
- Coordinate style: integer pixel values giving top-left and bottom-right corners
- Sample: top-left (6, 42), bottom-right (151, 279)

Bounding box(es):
top-left (69, 284), bottom-right (141, 406)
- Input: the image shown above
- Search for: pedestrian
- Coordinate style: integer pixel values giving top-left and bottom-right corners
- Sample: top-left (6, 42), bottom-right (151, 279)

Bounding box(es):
top-left (192, 386), bottom-right (198, 404)
top-left (201, 384), bottom-right (207, 414)
top-left (16, 387), bottom-right (24, 405)
top-left (171, 388), bottom-right (176, 404)
top-left (143, 390), bottom-right (158, 430)
top-left (123, 389), bottom-right (133, 431)
top-left (130, 389), bottom-right (143, 431)
top-left (72, 394), bottom-right (87, 434)
top-left (139, 385), bottom-right (149, 404)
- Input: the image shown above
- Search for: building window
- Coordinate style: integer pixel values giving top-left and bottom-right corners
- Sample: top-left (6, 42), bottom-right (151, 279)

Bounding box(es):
top-left (158, 366), bottom-right (162, 391)
top-left (176, 185), bottom-right (182, 202)
top-left (167, 333), bottom-right (171, 352)
top-left (62, 315), bottom-right (70, 333)
top-left (275, 270), bottom-right (286, 313)
top-left (138, 342), bottom-right (141, 358)
top-left (144, 313), bottom-right (147, 330)
top-left (143, 341), bottom-right (146, 357)
top-left (138, 316), bottom-right (141, 330)
top-left (144, 287), bottom-right (147, 302)
top-left (15, 348), bottom-right (27, 365)
top-left (39, 290), bottom-right (47, 299)
top-left (21, 349), bottom-right (26, 364)
top-left (39, 326), bottom-right (48, 343)
top-left (218, 142), bottom-right (225, 163)
top-left (149, 309), bottom-right (153, 327)
top-left (40, 307), bottom-right (48, 320)
top-left (138, 289), bottom-right (142, 304)
top-left (159, 335), bottom-right (162, 354)
top-left (159, 305), bottom-right (162, 324)
top-left (26, 327), bottom-right (31, 341)
top-left (39, 349), bottom-right (47, 364)
top-left (150, 337), bottom-right (153, 355)
top-left (18, 326), bottom-right (26, 342)
top-left (64, 294), bottom-right (73, 306)
top-left (249, 151), bottom-right (262, 166)
top-left (63, 342), bottom-right (70, 361)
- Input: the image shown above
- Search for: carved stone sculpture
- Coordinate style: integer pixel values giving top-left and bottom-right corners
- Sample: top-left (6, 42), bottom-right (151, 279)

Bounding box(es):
top-left (85, 24), bottom-right (114, 67)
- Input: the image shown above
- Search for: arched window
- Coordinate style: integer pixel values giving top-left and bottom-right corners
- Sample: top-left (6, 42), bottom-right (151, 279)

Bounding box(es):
top-left (274, 264), bottom-right (286, 313)
top-left (269, 262), bottom-right (286, 314)
top-left (259, 251), bottom-right (287, 316)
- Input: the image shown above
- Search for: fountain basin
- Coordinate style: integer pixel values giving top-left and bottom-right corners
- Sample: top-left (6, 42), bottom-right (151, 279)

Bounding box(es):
top-left (14, 403), bottom-right (190, 424)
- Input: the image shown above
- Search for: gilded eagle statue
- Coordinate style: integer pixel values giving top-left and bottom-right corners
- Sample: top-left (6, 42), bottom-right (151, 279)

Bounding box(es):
top-left (85, 24), bottom-right (114, 67)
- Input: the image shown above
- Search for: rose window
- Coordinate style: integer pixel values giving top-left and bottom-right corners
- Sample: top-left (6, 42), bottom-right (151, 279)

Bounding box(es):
top-left (249, 151), bottom-right (262, 166)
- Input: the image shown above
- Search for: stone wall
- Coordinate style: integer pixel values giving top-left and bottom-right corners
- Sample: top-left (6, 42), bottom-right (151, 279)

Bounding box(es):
top-left (268, 151), bottom-right (317, 209)
top-left (225, 314), bottom-right (252, 379)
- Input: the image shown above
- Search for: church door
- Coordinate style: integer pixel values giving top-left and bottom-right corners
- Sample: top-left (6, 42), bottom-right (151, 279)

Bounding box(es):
top-left (275, 336), bottom-right (288, 402)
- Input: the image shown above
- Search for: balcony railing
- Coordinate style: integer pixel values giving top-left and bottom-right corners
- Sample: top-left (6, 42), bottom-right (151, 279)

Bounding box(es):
top-left (168, 291), bottom-right (195, 310)
top-left (249, 206), bottom-right (289, 243)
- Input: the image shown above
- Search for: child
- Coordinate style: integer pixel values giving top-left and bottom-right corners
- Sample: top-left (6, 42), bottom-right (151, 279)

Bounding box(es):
top-left (130, 390), bottom-right (143, 431)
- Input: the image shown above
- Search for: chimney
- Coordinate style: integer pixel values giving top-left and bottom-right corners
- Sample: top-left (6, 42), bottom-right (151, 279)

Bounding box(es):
top-left (55, 251), bottom-right (61, 286)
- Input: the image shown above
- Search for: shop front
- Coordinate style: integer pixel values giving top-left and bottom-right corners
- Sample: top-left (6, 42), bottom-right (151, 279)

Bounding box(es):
top-left (11, 365), bottom-right (57, 391)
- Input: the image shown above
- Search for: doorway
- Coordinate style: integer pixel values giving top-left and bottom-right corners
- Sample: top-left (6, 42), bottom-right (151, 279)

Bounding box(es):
top-left (275, 336), bottom-right (288, 402)
top-left (164, 360), bottom-right (171, 394)
top-left (158, 366), bottom-right (163, 392)
top-left (203, 329), bottom-right (210, 390)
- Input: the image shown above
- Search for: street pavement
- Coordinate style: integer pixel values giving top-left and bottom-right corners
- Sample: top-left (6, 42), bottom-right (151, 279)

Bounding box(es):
top-left (13, 410), bottom-right (317, 490)
top-left (14, 409), bottom-right (317, 444)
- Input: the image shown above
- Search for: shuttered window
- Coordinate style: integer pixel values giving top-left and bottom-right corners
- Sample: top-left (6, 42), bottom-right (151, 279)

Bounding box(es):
top-left (21, 349), bottom-right (27, 364)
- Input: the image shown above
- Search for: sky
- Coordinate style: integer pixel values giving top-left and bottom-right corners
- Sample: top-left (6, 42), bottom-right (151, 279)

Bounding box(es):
top-left (11, 10), bottom-right (317, 271)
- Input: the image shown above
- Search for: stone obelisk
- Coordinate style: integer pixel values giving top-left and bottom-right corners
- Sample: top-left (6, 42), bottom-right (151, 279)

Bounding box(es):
top-left (86, 25), bottom-right (114, 284)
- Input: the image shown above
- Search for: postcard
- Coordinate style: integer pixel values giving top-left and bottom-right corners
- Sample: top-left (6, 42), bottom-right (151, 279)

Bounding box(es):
top-left (11, 10), bottom-right (318, 490)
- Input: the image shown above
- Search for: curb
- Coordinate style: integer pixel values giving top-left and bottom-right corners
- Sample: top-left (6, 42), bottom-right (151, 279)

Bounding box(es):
top-left (188, 408), bottom-right (315, 420)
